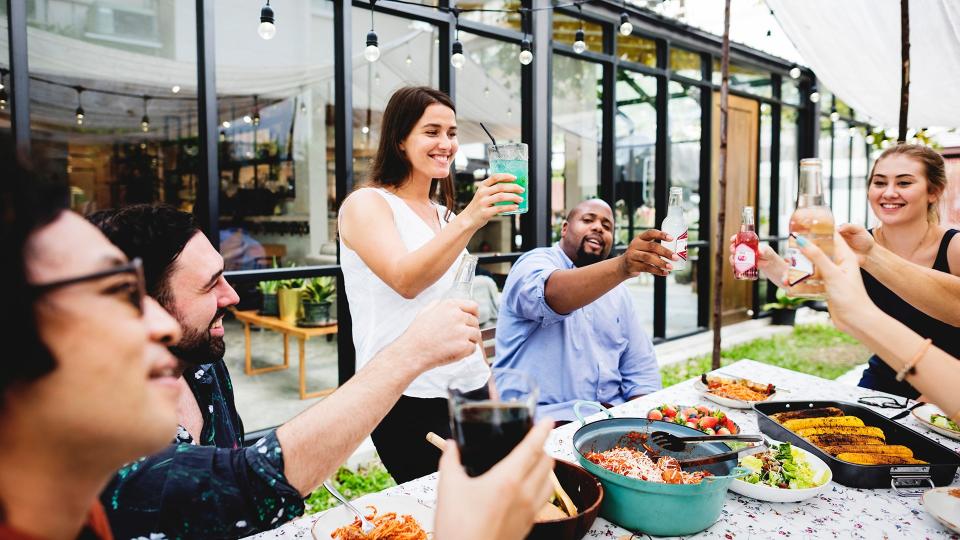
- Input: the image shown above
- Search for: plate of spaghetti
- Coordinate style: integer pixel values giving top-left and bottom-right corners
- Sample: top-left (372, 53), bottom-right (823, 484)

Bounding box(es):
top-left (695, 373), bottom-right (778, 409)
top-left (584, 446), bottom-right (712, 484)
top-left (310, 494), bottom-right (433, 540)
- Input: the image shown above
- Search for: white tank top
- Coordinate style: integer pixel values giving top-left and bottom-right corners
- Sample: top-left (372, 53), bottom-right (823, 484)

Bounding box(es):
top-left (339, 187), bottom-right (489, 398)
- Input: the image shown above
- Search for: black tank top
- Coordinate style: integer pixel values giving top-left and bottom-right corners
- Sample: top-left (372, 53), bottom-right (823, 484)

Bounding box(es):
top-left (859, 228), bottom-right (960, 398)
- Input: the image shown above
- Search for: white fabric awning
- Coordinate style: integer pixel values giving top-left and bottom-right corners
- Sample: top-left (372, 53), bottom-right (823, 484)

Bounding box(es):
top-left (767, 0), bottom-right (960, 128)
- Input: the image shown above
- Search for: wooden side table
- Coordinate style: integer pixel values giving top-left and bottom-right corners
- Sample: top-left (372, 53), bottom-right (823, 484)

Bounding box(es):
top-left (232, 309), bottom-right (338, 400)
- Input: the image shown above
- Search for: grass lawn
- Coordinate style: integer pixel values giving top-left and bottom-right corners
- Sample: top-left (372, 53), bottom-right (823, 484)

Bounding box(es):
top-left (660, 323), bottom-right (870, 388)
top-left (305, 323), bottom-right (869, 513)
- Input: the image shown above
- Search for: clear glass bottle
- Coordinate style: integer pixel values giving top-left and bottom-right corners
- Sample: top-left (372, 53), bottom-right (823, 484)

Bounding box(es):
top-left (734, 206), bottom-right (759, 280)
top-left (446, 254), bottom-right (479, 300)
top-left (661, 187), bottom-right (688, 271)
top-left (786, 158), bottom-right (834, 298)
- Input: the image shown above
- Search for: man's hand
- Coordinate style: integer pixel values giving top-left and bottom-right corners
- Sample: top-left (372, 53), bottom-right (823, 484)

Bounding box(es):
top-left (434, 420), bottom-right (554, 540)
top-left (620, 229), bottom-right (679, 278)
top-left (838, 223), bottom-right (875, 266)
top-left (394, 299), bottom-right (482, 372)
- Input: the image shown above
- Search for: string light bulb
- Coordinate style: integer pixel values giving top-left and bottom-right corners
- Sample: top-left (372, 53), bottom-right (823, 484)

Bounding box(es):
top-left (140, 96), bottom-right (150, 132)
top-left (0, 70), bottom-right (7, 110)
top-left (252, 95), bottom-right (261, 126)
top-left (519, 38), bottom-right (533, 65)
top-left (258, 1), bottom-right (276, 40)
top-left (451, 40), bottom-right (465, 70)
top-left (364, 1), bottom-right (380, 62)
top-left (809, 91), bottom-right (820, 104)
top-left (830, 110), bottom-right (840, 122)
top-left (75, 87), bottom-right (85, 126)
top-left (573, 3), bottom-right (586, 54)
top-left (789, 67), bottom-right (801, 79)
top-left (619, 12), bottom-right (633, 36)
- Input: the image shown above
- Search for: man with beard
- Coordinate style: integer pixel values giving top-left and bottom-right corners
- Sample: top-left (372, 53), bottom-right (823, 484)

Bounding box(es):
top-left (91, 204), bottom-right (486, 539)
top-left (494, 199), bottom-right (677, 421)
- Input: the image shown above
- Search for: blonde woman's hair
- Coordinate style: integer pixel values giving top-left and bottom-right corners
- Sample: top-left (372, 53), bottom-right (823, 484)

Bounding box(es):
top-left (869, 143), bottom-right (948, 223)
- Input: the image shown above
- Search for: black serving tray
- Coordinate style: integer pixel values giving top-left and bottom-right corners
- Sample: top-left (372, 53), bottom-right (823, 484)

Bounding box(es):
top-left (753, 400), bottom-right (960, 491)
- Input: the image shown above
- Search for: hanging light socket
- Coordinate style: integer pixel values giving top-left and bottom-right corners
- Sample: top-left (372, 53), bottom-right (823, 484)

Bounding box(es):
top-left (74, 86), bottom-right (85, 126)
top-left (140, 96), bottom-right (150, 132)
top-left (258, 1), bottom-right (276, 40)
top-left (451, 40), bottom-right (466, 70)
top-left (619, 12), bottom-right (633, 36)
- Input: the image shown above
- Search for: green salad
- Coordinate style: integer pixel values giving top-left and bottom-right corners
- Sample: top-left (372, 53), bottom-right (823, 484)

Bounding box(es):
top-left (739, 443), bottom-right (828, 490)
top-left (931, 414), bottom-right (960, 432)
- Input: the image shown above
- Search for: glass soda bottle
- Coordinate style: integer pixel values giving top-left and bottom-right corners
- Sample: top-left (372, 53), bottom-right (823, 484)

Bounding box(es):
top-left (734, 206), bottom-right (759, 280)
top-left (446, 254), bottom-right (478, 300)
top-left (786, 158), bottom-right (834, 298)
top-left (661, 187), bottom-right (688, 271)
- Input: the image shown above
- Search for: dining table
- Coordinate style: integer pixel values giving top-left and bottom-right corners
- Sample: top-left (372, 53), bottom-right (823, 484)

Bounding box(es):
top-left (248, 359), bottom-right (960, 539)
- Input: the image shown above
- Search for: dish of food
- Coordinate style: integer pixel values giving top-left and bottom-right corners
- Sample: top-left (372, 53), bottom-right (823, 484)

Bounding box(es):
top-left (694, 373), bottom-right (777, 409)
top-left (646, 403), bottom-right (740, 435)
top-left (310, 494), bottom-right (433, 540)
top-left (921, 486), bottom-right (960, 534)
top-left (584, 445), bottom-right (711, 484)
top-left (730, 441), bottom-right (832, 503)
top-left (771, 408), bottom-right (926, 465)
top-left (911, 404), bottom-right (960, 442)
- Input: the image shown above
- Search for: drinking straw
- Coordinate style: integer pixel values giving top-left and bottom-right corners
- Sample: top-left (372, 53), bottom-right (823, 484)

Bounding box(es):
top-left (479, 122), bottom-right (500, 157)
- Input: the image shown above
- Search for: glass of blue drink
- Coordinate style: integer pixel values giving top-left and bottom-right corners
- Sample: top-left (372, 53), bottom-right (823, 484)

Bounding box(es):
top-left (489, 143), bottom-right (528, 215)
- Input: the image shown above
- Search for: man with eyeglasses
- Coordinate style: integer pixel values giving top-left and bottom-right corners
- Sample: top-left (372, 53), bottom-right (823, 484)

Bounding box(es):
top-left (92, 205), bottom-right (485, 539)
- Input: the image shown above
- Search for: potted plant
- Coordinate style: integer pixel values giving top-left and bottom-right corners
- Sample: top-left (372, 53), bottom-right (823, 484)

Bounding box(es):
top-left (762, 288), bottom-right (808, 326)
top-left (257, 279), bottom-right (281, 316)
top-left (299, 276), bottom-right (336, 327)
top-left (277, 277), bottom-right (305, 324)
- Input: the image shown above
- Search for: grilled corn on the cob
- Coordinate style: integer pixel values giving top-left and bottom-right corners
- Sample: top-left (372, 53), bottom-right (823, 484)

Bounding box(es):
top-left (819, 444), bottom-right (914, 457)
top-left (771, 407), bottom-right (844, 423)
top-left (783, 416), bottom-right (865, 431)
top-left (796, 425), bottom-right (886, 440)
top-left (806, 434), bottom-right (885, 448)
top-left (836, 452), bottom-right (926, 465)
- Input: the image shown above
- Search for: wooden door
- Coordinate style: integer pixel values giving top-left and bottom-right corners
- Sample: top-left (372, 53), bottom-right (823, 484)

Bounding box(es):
top-left (710, 93), bottom-right (759, 325)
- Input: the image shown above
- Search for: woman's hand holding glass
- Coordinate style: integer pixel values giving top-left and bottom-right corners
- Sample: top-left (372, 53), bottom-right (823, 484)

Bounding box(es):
top-left (459, 174), bottom-right (524, 230)
top-left (837, 223), bottom-right (876, 266)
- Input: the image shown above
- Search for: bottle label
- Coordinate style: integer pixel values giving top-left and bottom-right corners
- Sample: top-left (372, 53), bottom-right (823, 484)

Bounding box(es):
top-left (674, 230), bottom-right (688, 261)
top-left (733, 244), bottom-right (756, 273)
top-left (785, 247), bottom-right (813, 286)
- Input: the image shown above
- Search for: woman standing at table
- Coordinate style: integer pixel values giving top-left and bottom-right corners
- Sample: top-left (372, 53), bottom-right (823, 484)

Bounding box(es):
top-left (338, 86), bottom-right (523, 482)
top-left (734, 143), bottom-right (960, 398)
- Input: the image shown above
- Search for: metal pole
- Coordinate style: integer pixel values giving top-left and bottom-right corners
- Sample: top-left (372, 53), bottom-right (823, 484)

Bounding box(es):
top-left (711, 0), bottom-right (731, 370)
top-left (334, 0), bottom-right (356, 383)
top-left (7, 0), bottom-right (31, 164)
top-left (521, 0), bottom-right (552, 250)
top-left (195, 0), bottom-right (220, 249)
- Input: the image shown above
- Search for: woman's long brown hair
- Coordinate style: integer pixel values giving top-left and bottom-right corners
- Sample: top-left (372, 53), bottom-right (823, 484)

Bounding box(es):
top-left (367, 86), bottom-right (457, 220)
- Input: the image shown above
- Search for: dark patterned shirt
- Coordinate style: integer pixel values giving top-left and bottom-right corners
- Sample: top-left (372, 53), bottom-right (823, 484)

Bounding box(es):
top-left (100, 361), bottom-right (304, 539)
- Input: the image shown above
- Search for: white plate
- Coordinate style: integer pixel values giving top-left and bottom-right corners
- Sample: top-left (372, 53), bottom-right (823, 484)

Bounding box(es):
top-left (729, 441), bottom-right (833, 503)
top-left (694, 377), bottom-right (778, 410)
top-left (911, 404), bottom-right (960, 441)
top-left (308, 493), bottom-right (434, 539)
top-left (922, 487), bottom-right (960, 533)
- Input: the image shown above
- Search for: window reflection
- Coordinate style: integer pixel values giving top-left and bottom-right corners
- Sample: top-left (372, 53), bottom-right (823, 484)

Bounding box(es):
top-left (551, 55), bottom-right (602, 242)
top-left (459, 1), bottom-right (522, 31)
top-left (619, 33), bottom-right (657, 67)
top-left (851, 126), bottom-right (869, 227)
top-left (713, 60), bottom-right (772, 98)
top-left (615, 68), bottom-right (657, 245)
top-left (455, 33), bottom-right (522, 253)
top-left (667, 80), bottom-right (701, 337)
top-left (832, 120), bottom-right (851, 224)
top-left (779, 106), bottom-right (799, 236)
top-left (552, 12), bottom-right (604, 54)
top-left (670, 48), bottom-right (701, 79)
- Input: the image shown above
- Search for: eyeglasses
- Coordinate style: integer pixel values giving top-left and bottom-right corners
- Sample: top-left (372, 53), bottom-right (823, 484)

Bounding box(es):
top-left (29, 258), bottom-right (146, 315)
top-left (857, 395), bottom-right (909, 409)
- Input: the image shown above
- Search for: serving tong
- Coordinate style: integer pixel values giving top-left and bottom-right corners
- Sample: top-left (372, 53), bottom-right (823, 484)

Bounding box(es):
top-left (650, 431), bottom-right (767, 467)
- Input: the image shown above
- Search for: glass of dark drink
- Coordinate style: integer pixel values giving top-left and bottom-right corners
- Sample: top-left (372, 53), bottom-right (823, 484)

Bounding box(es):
top-left (448, 368), bottom-right (537, 477)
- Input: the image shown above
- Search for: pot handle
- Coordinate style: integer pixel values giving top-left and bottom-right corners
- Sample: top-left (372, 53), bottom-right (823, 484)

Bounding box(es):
top-left (573, 401), bottom-right (614, 425)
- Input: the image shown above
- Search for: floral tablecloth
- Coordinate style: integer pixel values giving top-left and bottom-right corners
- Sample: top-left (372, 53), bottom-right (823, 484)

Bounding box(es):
top-left (250, 360), bottom-right (960, 540)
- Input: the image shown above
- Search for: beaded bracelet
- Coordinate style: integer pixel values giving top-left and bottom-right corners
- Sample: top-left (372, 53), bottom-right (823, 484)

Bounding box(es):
top-left (895, 339), bottom-right (932, 382)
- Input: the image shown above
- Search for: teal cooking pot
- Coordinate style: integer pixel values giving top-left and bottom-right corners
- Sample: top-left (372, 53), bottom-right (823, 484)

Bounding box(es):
top-left (571, 401), bottom-right (748, 537)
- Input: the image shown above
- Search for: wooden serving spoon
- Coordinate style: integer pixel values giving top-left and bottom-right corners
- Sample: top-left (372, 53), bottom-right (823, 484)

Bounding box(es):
top-left (425, 432), bottom-right (578, 518)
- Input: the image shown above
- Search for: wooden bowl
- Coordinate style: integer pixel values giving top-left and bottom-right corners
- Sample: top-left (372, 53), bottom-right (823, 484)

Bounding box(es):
top-left (526, 459), bottom-right (603, 540)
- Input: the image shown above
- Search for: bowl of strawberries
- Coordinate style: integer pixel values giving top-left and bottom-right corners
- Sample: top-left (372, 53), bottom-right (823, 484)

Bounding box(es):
top-left (646, 404), bottom-right (740, 435)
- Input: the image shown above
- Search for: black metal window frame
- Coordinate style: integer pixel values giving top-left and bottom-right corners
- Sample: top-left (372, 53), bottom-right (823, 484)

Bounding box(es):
top-left (3, 0), bottom-right (817, 374)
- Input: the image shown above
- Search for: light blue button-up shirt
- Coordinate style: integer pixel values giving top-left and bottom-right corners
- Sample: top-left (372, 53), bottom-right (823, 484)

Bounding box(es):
top-left (493, 245), bottom-right (661, 421)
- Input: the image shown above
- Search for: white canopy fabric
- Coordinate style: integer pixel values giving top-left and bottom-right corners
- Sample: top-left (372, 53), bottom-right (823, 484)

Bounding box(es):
top-left (767, 0), bottom-right (960, 129)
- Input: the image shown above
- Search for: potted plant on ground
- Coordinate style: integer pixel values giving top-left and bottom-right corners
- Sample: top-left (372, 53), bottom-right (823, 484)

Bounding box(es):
top-left (762, 288), bottom-right (808, 326)
top-left (277, 276), bottom-right (305, 324)
top-left (257, 279), bottom-right (281, 316)
top-left (299, 276), bottom-right (336, 327)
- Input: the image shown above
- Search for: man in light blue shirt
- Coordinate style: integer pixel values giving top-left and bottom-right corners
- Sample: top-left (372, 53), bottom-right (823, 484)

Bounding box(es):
top-left (494, 199), bottom-right (680, 421)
